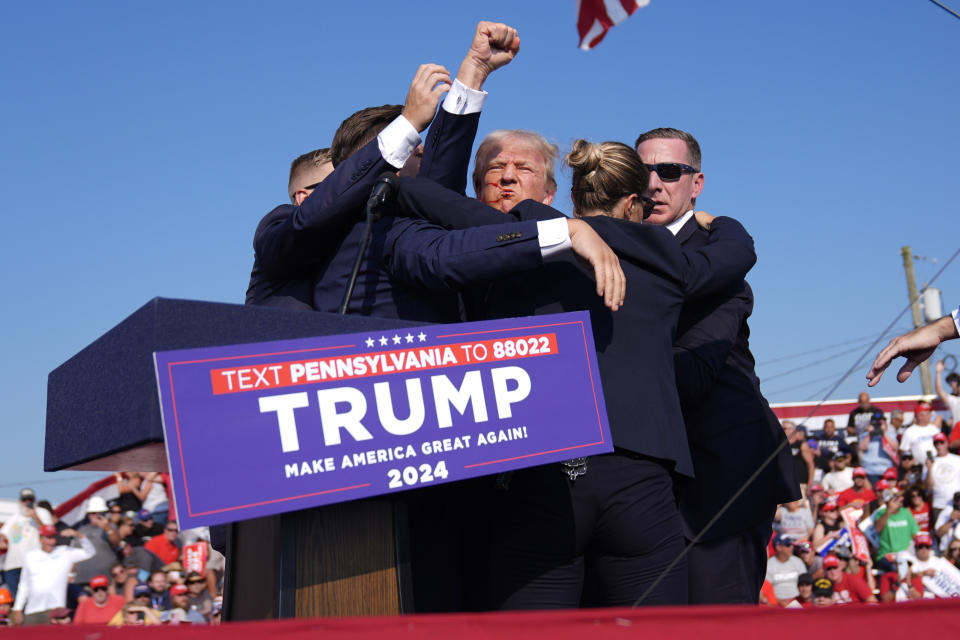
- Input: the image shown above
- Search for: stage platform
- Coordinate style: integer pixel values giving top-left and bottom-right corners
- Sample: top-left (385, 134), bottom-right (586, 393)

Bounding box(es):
top-left (5, 598), bottom-right (959, 638)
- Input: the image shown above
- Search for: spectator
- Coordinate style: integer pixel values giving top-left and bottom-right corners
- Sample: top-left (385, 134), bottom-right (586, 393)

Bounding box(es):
top-left (813, 419), bottom-right (848, 480)
top-left (145, 522), bottom-right (181, 566)
top-left (837, 548), bottom-right (876, 593)
top-left (210, 596), bottom-right (222, 625)
top-left (11, 525), bottom-right (94, 626)
top-left (936, 360), bottom-right (960, 426)
top-left (904, 486), bottom-right (932, 534)
top-left (791, 573), bottom-right (814, 608)
top-left (73, 574), bottom-right (125, 625)
top-left (811, 578), bottom-right (834, 607)
top-left (898, 451), bottom-right (923, 488)
top-left (874, 489), bottom-right (920, 570)
top-left (926, 432), bottom-right (960, 523)
top-left (0, 488), bottom-right (53, 598)
top-left (74, 496), bottom-right (121, 589)
top-left (776, 500), bottom-right (814, 541)
top-left (848, 392), bottom-right (882, 437)
top-left (822, 554), bottom-right (875, 603)
top-left (901, 401), bottom-right (941, 462)
top-left (794, 540), bottom-right (822, 577)
top-left (185, 571), bottom-right (212, 620)
top-left (822, 452), bottom-right (855, 493)
top-left (107, 563), bottom-right (127, 596)
top-left (134, 510), bottom-right (162, 543)
top-left (837, 468), bottom-right (877, 511)
top-left (859, 412), bottom-right (899, 486)
top-left (785, 421), bottom-right (815, 492)
top-left (116, 516), bottom-right (138, 549)
top-left (878, 569), bottom-right (923, 602)
top-left (906, 533), bottom-right (952, 583)
top-left (807, 484), bottom-right (825, 522)
top-left (0, 587), bottom-right (12, 626)
top-left (890, 409), bottom-right (907, 438)
top-left (765, 535), bottom-right (807, 606)
top-left (107, 503), bottom-right (123, 527)
top-left (161, 583), bottom-right (205, 624)
top-left (108, 602), bottom-right (160, 627)
top-left (145, 570), bottom-right (169, 611)
top-left (115, 473), bottom-right (150, 514)
top-left (139, 473), bottom-right (170, 526)
top-left (842, 424), bottom-right (861, 466)
top-left (163, 561), bottom-right (184, 587)
top-left (945, 539), bottom-right (960, 569)
top-left (934, 491), bottom-right (960, 556)
top-left (812, 502), bottom-right (843, 549)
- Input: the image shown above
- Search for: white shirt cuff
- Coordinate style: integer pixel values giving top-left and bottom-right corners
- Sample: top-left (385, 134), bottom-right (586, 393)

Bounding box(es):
top-left (377, 115), bottom-right (422, 169)
top-left (537, 218), bottom-right (571, 259)
top-left (952, 306), bottom-right (960, 335)
top-left (442, 78), bottom-right (487, 115)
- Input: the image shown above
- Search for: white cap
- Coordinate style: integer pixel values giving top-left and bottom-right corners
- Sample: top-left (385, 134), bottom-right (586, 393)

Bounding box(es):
top-left (86, 496), bottom-right (108, 514)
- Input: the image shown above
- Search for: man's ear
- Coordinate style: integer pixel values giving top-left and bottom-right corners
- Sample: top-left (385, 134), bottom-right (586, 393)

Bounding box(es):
top-left (691, 172), bottom-right (705, 200)
top-left (542, 189), bottom-right (556, 206)
top-left (293, 190), bottom-right (309, 206)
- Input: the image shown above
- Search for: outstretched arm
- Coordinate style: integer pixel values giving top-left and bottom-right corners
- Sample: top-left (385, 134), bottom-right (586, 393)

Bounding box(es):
top-left (866, 312), bottom-right (959, 385)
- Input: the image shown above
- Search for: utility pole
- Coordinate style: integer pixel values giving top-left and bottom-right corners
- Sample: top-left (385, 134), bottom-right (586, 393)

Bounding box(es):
top-left (901, 246), bottom-right (934, 396)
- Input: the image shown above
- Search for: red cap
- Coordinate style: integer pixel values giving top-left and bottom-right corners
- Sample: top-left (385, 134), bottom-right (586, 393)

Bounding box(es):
top-left (170, 584), bottom-right (188, 595)
top-left (934, 433), bottom-right (948, 443)
top-left (39, 525), bottom-right (58, 538)
top-left (809, 484), bottom-right (824, 493)
top-left (915, 533), bottom-right (933, 546)
top-left (89, 575), bottom-right (109, 589)
top-left (882, 467), bottom-right (898, 480)
top-left (852, 467), bottom-right (867, 477)
top-left (823, 555), bottom-right (840, 569)
top-left (821, 501), bottom-right (838, 512)
top-left (914, 401), bottom-right (932, 413)
top-left (874, 479), bottom-right (891, 491)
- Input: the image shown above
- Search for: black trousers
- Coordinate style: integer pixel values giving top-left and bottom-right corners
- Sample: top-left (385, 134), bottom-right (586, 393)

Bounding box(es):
top-left (489, 453), bottom-right (688, 609)
top-left (686, 514), bottom-right (774, 604)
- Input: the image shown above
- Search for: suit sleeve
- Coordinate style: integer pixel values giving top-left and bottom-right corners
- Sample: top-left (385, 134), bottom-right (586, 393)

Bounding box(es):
top-left (253, 140), bottom-right (389, 278)
top-left (673, 281), bottom-right (752, 405)
top-left (418, 109), bottom-right (481, 195)
top-left (384, 218), bottom-right (543, 292)
top-left (679, 216), bottom-right (757, 300)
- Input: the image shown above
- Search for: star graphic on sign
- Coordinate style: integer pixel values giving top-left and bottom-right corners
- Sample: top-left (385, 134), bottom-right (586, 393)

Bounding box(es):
top-left (379, 336), bottom-right (388, 346)
top-left (392, 334), bottom-right (402, 345)
top-left (417, 331), bottom-right (427, 342)
top-left (365, 337), bottom-right (375, 348)
top-left (405, 333), bottom-right (414, 343)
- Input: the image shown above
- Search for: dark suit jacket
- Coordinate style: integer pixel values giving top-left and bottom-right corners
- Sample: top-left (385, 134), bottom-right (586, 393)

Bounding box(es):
top-left (244, 108), bottom-right (481, 309)
top-left (394, 178), bottom-right (758, 477)
top-left (671, 216), bottom-right (801, 540)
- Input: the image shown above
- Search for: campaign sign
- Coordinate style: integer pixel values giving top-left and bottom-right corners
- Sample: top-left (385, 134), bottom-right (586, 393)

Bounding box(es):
top-left (154, 311), bottom-right (612, 529)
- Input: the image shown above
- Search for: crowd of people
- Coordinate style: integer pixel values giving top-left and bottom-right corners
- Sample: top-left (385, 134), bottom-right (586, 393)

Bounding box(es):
top-left (0, 473), bottom-right (224, 626)
top-left (770, 376), bottom-right (960, 607)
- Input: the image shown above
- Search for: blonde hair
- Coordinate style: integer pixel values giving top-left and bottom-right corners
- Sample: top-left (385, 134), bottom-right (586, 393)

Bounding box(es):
top-left (472, 130), bottom-right (559, 196)
top-left (565, 139), bottom-right (649, 217)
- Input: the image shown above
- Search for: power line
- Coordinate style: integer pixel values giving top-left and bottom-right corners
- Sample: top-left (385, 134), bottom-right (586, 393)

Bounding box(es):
top-left (756, 327), bottom-right (910, 367)
top-left (929, 0), bottom-right (960, 21)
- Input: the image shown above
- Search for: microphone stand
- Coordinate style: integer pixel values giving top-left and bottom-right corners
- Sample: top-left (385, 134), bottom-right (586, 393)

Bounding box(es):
top-left (339, 173), bottom-right (396, 315)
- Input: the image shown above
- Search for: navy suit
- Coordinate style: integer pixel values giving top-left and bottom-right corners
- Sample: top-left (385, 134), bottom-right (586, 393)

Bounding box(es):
top-left (244, 108), bottom-right (481, 309)
top-left (394, 178), bottom-right (757, 608)
top-left (670, 216), bottom-right (801, 604)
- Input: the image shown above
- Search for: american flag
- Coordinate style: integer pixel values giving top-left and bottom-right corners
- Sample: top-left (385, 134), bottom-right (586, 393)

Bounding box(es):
top-left (577, 0), bottom-right (650, 50)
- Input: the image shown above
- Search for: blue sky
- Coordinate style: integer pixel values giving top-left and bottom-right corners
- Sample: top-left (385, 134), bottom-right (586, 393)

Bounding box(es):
top-left (1, 1), bottom-right (958, 504)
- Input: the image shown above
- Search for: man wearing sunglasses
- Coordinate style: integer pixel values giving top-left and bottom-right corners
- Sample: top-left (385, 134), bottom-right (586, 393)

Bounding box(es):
top-left (636, 128), bottom-right (800, 605)
top-left (73, 574), bottom-right (126, 625)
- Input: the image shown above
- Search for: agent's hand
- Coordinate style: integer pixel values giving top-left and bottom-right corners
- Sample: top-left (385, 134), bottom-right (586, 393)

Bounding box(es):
top-left (694, 210), bottom-right (714, 230)
top-left (568, 219), bottom-right (626, 311)
top-left (867, 316), bottom-right (959, 385)
top-left (402, 64), bottom-right (451, 132)
top-left (11, 611), bottom-right (23, 626)
top-left (456, 21), bottom-right (520, 89)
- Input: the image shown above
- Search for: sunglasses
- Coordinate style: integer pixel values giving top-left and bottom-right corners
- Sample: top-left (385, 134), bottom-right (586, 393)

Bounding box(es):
top-left (645, 162), bottom-right (699, 182)
top-left (92, 586), bottom-right (108, 592)
top-left (165, 527), bottom-right (178, 532)
top-left (187, 580), bottom-right (204, 585)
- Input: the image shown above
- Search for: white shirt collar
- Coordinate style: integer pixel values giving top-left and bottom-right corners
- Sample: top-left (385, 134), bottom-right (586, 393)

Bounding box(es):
top-left (665, 210), bottom-right (695, 236)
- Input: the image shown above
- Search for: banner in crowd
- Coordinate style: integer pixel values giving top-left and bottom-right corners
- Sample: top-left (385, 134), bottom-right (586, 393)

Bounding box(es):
top-left (922, 560), bottom-right (960, 598)
top-left (841, 508), bottom-right (871, 562)
top-left (182, 541), bottom-right (208, 575)
top-left (154, 311), bottom-right (613, 528)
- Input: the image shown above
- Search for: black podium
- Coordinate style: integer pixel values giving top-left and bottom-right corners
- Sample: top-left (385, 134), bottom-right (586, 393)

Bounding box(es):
top-left (44, 297), bottom-right (469, 618)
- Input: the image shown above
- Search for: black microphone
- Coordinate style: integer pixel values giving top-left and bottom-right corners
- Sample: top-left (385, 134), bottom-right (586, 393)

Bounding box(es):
top-left (367, 171), bottom-right (399, 215)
